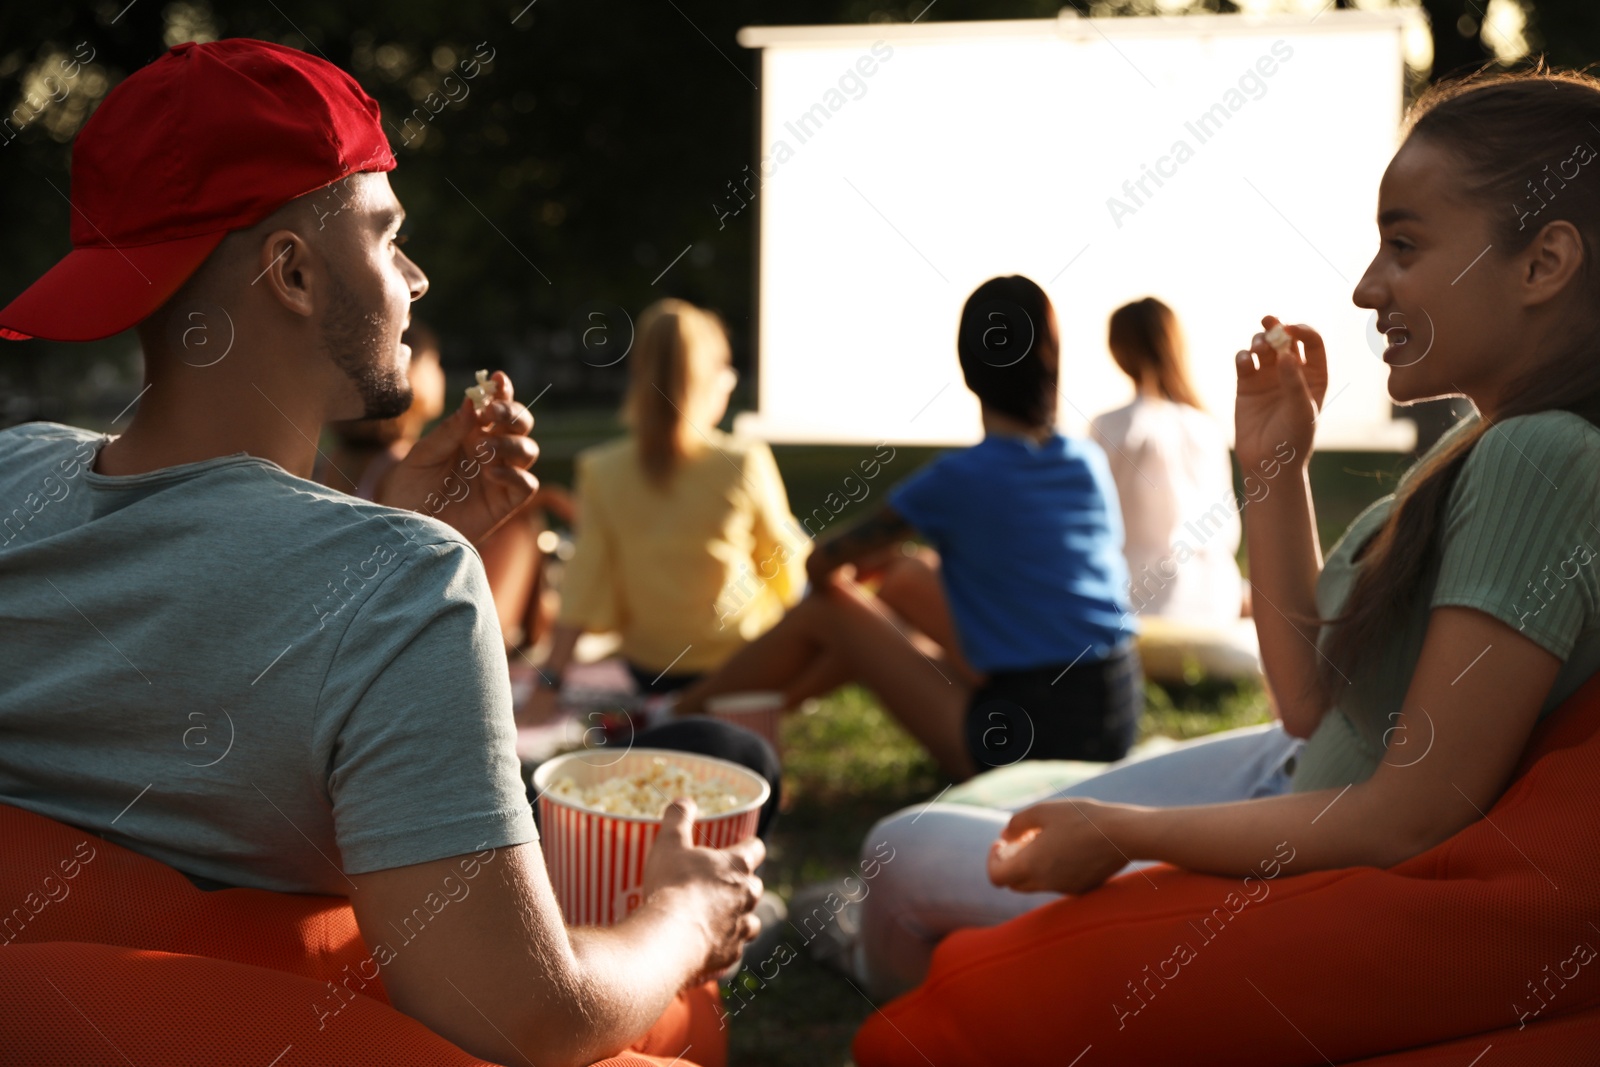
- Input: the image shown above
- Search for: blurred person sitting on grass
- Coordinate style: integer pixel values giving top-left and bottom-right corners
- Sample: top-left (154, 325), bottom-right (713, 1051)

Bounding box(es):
top-left (526, 298), bottom-right (810, 721)
top-left (0, 40), bottom-right (763, 1067)
top-left (1091, 296), bottom-right (1249, 623)
top-left (315, 316), bottom-right (574, 650)
top-left (675, 275), bottom-right (1144, 782)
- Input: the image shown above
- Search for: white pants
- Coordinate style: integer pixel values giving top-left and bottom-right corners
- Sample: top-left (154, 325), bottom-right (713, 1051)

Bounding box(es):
top-left (855, 722), bottom-right (1305, 1000)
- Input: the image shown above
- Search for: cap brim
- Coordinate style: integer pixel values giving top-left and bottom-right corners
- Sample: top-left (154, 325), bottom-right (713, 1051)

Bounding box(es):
top-left (0, 230), bottom-right (230, 342)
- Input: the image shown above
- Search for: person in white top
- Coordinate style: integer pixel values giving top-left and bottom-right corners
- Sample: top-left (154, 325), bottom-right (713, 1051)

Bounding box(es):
top-left (1090, 297), bottom-right (1250, 623)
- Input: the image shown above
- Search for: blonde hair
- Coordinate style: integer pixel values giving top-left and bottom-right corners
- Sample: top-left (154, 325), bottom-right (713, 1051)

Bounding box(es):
top-left (1107, 297), bottom-right (1204, 411)
top-left (623, 299), bottom-right (732, 487)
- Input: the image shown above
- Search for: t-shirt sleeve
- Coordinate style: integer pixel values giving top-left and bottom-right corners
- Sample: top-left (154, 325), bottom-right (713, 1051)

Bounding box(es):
top-left (887, 453), bottom-right (954, 541)
top-left (1430, 413), bottom-right (1600, 660)
top-left (317, 539), bottom-right (537, 875)
top-left (556, 452), bottom-right (625, 632)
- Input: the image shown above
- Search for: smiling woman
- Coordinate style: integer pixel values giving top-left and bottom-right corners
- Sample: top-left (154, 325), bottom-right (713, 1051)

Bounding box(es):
top-left (846, 68), bottom-right (1600, 1025)
top-left (1329, 71), bottom-right (1600, 706)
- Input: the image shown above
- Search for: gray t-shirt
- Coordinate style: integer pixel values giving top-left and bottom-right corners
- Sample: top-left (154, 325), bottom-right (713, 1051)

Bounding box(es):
top-left (0, 422), bottom-right (537, 895)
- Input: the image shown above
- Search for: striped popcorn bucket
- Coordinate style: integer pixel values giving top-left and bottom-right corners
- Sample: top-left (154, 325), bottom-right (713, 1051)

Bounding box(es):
top-left (533, 748), bottom-right (769, 927)
top-left (705, 691), bottom-right (785, 751)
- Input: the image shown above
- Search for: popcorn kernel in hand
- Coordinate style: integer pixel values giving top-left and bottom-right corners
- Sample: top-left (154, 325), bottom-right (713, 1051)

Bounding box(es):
top-left (465, 369), bottom-right (501, 416)
top-left (1265, 324), bottom-right (1293, 357)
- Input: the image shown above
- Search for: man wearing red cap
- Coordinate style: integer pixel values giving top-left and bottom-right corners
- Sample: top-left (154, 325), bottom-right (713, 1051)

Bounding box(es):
top-left (0, 39), bottom-right (760, 1066)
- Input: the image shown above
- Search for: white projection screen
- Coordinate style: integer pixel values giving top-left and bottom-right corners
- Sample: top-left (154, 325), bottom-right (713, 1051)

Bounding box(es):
top-left (734, 11), bottom-right (1420, 450)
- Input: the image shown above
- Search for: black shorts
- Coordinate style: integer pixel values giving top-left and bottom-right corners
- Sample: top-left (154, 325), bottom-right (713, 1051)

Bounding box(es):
top-left (964, 641), bottom-right (1143, 772)
top-left (625, 660), bottom-right (704, 695)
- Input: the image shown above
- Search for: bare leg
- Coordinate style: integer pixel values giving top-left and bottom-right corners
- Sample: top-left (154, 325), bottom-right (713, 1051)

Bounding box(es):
top-left (873, 550), bottom-right (983, 689)
top-left (680, 578), bottom-right (978, 779)
top-left (811, 580), bottom-right (977, 779)
top-left (676, 595), bottom-right (838, 715)
top-left (784, 648), bottom-right (853, 707)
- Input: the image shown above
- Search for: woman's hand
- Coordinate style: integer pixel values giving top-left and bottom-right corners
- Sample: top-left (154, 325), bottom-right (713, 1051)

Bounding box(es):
top-left (1233, 316), bottom-right (1327, 473)
top-left (805, 506), bottom-right (916, 589)
top-left (986, 799), bottom-right (1131, 896)
top-left (379, 371), bottom-right (540, 544)
top-left (848, 541), bottom-right (906, 585)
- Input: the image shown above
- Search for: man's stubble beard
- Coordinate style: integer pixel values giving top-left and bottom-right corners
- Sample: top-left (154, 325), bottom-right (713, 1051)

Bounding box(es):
top-left (325, 272), bottom-right (413, 421)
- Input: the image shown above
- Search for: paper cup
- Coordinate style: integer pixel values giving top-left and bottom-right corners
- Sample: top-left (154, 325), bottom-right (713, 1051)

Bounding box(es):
top-left (533, 748), bottom-right (769, 927)
top-left (705, 691), bottom-right (786, 750)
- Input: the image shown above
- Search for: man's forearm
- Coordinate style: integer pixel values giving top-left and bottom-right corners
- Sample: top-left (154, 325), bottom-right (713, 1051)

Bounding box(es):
top-left (560, 888), bottom-right (714, 1062)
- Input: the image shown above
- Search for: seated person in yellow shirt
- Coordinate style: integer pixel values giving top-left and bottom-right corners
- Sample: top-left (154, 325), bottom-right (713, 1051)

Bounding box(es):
top-left (531, 298), bottom-right (809, 708)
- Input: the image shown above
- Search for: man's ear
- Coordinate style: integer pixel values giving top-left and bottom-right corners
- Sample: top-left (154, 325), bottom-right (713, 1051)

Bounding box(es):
top-left (1521, 219), bottom-right (1585, 308)
top-left (257, 230), bottom-right (318, 318)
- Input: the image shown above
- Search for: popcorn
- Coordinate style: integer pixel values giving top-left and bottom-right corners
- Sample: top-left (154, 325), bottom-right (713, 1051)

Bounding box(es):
top-left (465, 369), bottom-right (501, 416)
top-left (547, 757), bottom-right (744, 818)
top-left (1265, 324), bottom-right (1293, 357)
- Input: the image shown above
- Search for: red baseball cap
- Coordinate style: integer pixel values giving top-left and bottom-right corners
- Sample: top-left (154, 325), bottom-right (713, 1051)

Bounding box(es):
top-left (0, 38), bottom-right (395, 343)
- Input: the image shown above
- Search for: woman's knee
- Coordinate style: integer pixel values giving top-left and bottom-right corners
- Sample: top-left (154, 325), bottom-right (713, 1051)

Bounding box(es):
top-left (855, 809), bottom-right (926, 907)
top-left (858, 803), bottom-right (1006, 898)
top-left (876, 549), bottom-right (939, 600)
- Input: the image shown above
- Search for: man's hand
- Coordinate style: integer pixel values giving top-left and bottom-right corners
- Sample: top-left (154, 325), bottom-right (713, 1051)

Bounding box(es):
top-left (986, 798), bottom-right (1130, 896)
top-left (347, 800), bottom-right (767, 1067)
top-left (641, 798), bottom-right (764, 981)
top-left (378, 370), bottom-right (540, 544)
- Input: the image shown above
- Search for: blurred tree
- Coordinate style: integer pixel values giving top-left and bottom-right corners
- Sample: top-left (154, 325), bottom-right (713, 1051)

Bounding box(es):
top-left (0, 0), bottom-right (1585, 429)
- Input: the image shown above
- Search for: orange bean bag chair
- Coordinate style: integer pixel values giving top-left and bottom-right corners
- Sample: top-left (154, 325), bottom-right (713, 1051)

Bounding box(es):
top-left (854, 668), bottom-right (1600, 1066)
top-left (0, 805), bottom-right (725, 1067)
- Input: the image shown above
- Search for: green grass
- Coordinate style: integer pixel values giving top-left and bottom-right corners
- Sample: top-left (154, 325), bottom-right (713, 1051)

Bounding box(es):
top-left (1138, 677), bottom-right (1275, 742)
top-left (726, 677), bottom-right (1273, 1067)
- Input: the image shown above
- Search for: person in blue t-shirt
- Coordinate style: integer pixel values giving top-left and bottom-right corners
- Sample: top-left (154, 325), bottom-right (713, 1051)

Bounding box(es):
top-left (676, 275), bottom-right (1142, 780)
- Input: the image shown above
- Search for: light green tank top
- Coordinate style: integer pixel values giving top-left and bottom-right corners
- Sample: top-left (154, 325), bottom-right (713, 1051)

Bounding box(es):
top-left (1290, 409), bottom-right (1600, 792)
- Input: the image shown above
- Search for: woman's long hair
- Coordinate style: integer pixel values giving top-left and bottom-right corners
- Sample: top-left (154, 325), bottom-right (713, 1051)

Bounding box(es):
top-left (622, 298), bottom-right (731, 488)
top-left (1308, 66), bottom-right (1600, 712)
top-left (1107, 297), bottom-right (1204, 410)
